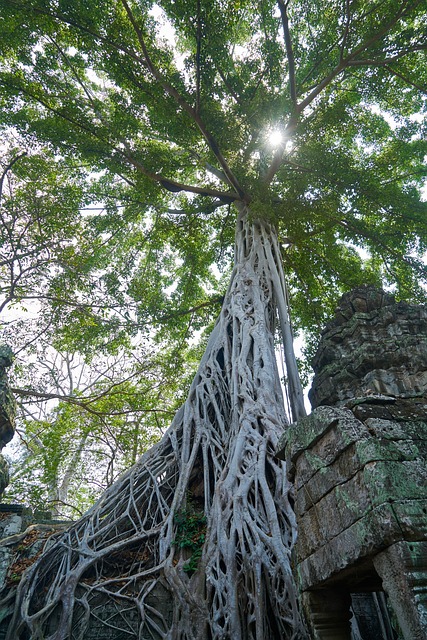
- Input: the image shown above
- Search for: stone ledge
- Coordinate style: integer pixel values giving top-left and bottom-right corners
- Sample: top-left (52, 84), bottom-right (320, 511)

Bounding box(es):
top-left (295, 438), bottom-right (424, 517)
top-left (297, 502), bottom-right (400, 590)
top-left (276, 406), bottom-right (367, 471)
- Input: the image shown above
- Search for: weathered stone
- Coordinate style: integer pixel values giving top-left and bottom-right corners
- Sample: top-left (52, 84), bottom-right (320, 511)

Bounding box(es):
top-left (70, 581), bottom-right (174, 640)
top-left (0, 518), bottom-right (70, 639)
top-left (295, 438), bottom-right (423, 518)
top-left (297, 503), bottom-right (401, 590)
top-left (350, 593), bottom-right (395, 640)
top-left (364, 460), bottom-right (427, 504)
top-left (0, 459), bottom-right (8, 499)
top-left (0, 347), bottom-right (15, 443)
top-left (350, 397), bottom-right (427, 423)
top-left (1, 514), bottom-right (22, 539)
top-left (390, 499), bottom-right (427, 541)
top-left (363, 417), bottom-right (427, 441)
top-left (277, 406), bottom-right (369, 483)
top-left (0, 345), bottom-right (16, 500)
top-left (297, 457), bottom-right (427, 561)
top-left (279, 288), bottom-right (427, 638)
top-left (373, 541), bottom-right (427, 640)
top-left (309, 286), bottom-right (427, 408)
top-left (301, 589), bottom-right (352, 639)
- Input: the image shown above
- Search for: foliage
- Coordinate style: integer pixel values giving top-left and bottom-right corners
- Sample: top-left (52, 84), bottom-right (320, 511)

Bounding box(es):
top-left (0, 0), bottom-right (425, 330)
top-left (0, 2), bottom-right (425, 638)
top-left (0, 139), bottom-right (216, 513)
top-left (173, 503), bottom-right (207, 574)
top-left (3, 340), bottom-right (199, 515)
top-left (0, 0), bottom-right (426, 509)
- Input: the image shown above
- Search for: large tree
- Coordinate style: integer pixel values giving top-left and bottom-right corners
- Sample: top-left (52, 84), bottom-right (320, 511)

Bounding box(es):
top-left (0, 0), bottom-right (426, 638)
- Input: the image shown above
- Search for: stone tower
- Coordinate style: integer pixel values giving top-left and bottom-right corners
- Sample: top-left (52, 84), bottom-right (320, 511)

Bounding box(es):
top-left (278, 287), bottom-right (427, 639)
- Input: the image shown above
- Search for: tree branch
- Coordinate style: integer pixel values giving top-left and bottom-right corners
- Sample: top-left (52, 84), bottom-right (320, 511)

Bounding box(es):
top-left (215, 66), bottom-right (243, 105)
top-left (11, 386), bottom-right (174, 418)
top-left (119, 0), bottom-right (248, 201)
top-left (8, 0), bottom-right (150, 69)
top-left (277, 0), bottom-right (297, 109)
top-left (347, 43), bottom-right (427, 66)
top-left (340, 0), bottom-right (351, 61)
top-left (0, 153), bottom-right (27, 200)
top-left (265, 0), bottom-right (423, 184)
top-left (123, 152), bottom-right (241, 202)
top-left (297, 0), bottom-right (422, 113)
top-left (156, 297), bottom-right (224, 323)
top-left (196, 0), bottom-right (202, 115)
top-left (2, 80), bottom-right (240, 203)
top-left (263, 114), bottom-right (298, 184)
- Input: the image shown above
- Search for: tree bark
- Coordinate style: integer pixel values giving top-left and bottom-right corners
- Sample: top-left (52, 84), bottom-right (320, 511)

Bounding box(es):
top-left (7, 207), bottom-right (307, 639)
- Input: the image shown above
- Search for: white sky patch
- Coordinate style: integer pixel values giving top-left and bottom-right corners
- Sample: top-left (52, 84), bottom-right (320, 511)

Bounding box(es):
top-left (368, 103), bottom-right (399, 130)
top-left (232, 44), bottom-right (247, 60)
top-left (149, 4), bottom-right (177, 47)
top-left (277, 340), bottom-right (312, 417)
top-left (149, 4), bottom-right (186, 72)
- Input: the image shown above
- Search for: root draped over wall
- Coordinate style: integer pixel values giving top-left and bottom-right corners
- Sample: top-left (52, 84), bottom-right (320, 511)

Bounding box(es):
top-left (7, 208), bottom-right (307, 640)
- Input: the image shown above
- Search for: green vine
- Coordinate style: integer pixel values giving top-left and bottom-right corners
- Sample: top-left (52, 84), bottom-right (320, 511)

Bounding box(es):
top-left (173, 507), bottom-right (207, 574)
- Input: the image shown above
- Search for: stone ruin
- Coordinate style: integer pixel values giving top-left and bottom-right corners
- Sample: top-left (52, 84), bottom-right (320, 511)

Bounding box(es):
top-left (0, 289), bottom-right (426, 638)
top-left (0, 346), bottom-right (16, 498)
top-left (278, 286), bottom-right (427, 639)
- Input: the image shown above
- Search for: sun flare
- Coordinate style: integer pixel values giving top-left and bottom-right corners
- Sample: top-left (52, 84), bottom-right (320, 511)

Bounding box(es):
top-left (267, 129), bottom-right (284, 148)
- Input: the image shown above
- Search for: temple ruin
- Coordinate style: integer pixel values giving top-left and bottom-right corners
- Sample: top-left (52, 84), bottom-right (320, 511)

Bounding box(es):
top-left (0, 287), bottom-right (426, 638)
top-left (278, 287), bottom-right (427, 639)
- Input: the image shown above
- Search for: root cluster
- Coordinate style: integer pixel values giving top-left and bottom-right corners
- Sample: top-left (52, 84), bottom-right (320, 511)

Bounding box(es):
top-left (7, 210), bottom-right (307, 639)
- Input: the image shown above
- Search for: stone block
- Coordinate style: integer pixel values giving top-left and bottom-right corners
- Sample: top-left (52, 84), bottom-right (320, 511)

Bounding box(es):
top-left (293, 289), bottom-right (427, 638)
top-left (277, 406), bottom-right (354, 464)
top-left (70, 580), bottom-right (174, 639)
top-left (350, 398), bottom-right (427, 422)
top-left (363, 460), bottom-right (427, 505)
top-left (0, 459), bottom-right (8, 499)
top-left (297, 503), bottom-right (400, 590)
top-left (301, 589), bottom-right (352, 640)
top-left (296, 456), bottom-right (427, 561)
top-left (390, 499), bottom-right (427, 541)
top-left (309, 288), bottom-right (427, 408)
top-left (2, 514), bottom-right (22, 538)
top-left (364, 418), bottom-right (427, 441)
top-left (296, 471), bottom-right (372, 560)
top-left (0, 345), bottom-right (15, 449)
top-left (280, 407), bottom-right (368, 488)
top-left (373, 541), bottom-right (427, 640)
top-left (295, 437), bottom-right (422, 517)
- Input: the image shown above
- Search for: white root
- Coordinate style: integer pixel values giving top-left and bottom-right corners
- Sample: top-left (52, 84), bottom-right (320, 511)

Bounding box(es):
top-left (7, 207), bottom-right (307, 640)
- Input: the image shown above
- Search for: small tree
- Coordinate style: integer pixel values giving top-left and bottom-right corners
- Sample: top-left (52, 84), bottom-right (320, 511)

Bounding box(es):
top-left (0, 145), bottom-right (192, 515)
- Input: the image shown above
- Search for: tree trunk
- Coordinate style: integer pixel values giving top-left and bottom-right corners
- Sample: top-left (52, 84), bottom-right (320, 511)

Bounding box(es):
top-left (7, 207), bottom-right (308, 639)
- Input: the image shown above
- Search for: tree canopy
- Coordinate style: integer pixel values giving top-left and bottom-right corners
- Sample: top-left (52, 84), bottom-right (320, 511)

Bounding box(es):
top-left (0, 0), bottom-right (426, 509)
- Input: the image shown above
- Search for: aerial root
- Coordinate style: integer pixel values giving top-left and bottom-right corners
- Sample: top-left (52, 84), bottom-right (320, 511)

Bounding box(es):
top-left (8, 210), bottom-right (307, 640)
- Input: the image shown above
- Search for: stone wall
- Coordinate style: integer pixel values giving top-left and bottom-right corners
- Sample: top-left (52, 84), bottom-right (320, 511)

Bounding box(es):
top-left (2, 289), bottom-right (427, 639)
top-left (309, 287), bottom-right (427, 407)
top-left (0, 346), bottom-right (16, 498)
top-left (0, 505), bottom-right (68, 640)
top-left (279, 287), bottom-right (427, 640)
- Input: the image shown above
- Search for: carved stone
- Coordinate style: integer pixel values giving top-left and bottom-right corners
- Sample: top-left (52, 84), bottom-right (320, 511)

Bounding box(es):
top-left (309, 286), bottom-right (427, 408)
top-left (278, 287), bottom-right (427, 639)
top-left (0, 345), bottom-right (16, 497)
